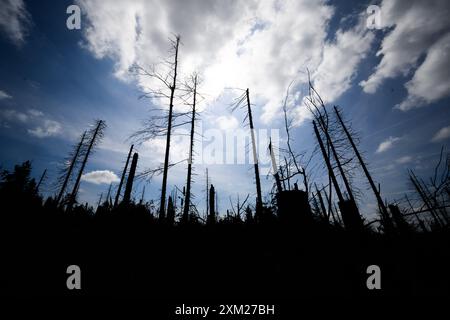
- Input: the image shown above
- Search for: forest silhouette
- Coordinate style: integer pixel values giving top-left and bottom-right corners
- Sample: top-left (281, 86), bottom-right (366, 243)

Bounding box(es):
top-left (1, 36), bottom-right (449, 298)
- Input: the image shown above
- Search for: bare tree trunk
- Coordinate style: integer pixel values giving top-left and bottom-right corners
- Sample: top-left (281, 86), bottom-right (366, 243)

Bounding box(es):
top-left (206, 168), bottom-right (209, 217)
top-left (324, 187), bottom-right (337, 223)
top-left (35, 169), bottom-right (47, 194)
top-left (208, 184), bottom-right (216, 224)
top-left (123, 152), bottom-right (138, 204)
top-left (114, 144), bottom-right (133, 207)
top-left (105, 183), bottom-right (112, 205)
top-left (313, 120), bottom-right (345, 204)
top-left (405, 194), bottom-right (427, 232)
top-left (419, 177), bottom-right (449, 224)
top-left (56, 131), bottom-right (86, 205)
top-left (166, 196), bottom-right (175, 225)
top-left (159, 36), bottom-right (180, 220)
top-left (246, 88), bottom-right (263, 216)
top-left (140, 185), bottom-right (145, 205)
top-left (97, 193), bottom-right (103, 208)
top-left (269, 139), bottom-right (283, 193)
top-left (312, 193), bottom-right (321, 216)
top-left (316, 184), bottom-right (328, 221)
top-left (334, 106), bottom-right (392, 230)
top-left (317, 113), bottom-right (355, 203)
top-left (68, 120), bottom-right (105, 210)
top-left (183, 75), bottom-right (197, 223)
top-left (409, 170), bottom-right (443, 227)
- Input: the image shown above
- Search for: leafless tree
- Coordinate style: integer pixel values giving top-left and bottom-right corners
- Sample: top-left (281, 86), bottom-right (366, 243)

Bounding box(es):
top-left (408, 147), bottom-right (450, 227)
top-left (278, 82), bottom-right (310, 195)
top-left (229, 89), bottom-right (263, 216)
top-left (55, 131), bottom-right (87, 205)
top-left (129, 35), bottom-right (187, 220)
top-left (229, 193), bottom-right (250, 221)
top-left (67, 119), bottom-right (106, 210)
top-left (114, 144), bottom-right (133, 207)
top-left (182, 73), bottom-right (199, 223)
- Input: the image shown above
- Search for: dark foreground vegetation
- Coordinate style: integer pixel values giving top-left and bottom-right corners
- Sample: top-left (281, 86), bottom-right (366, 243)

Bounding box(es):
top-left (0, 161), bottom-right (449, 298)
top-left (1, 35), bottom-right (449, 298)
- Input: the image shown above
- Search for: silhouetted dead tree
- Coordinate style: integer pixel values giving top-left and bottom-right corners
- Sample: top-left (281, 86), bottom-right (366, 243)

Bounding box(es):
top-left (246, 89), bottom-right (263, 216)
top-left (229, 193), bottom-right (250, 221)
top-left (167, 196), bottom-right (175, 225)
top-left (67, 120), bottom-right (106, 210)
top-left (306, 89), bottom-right (356, 203)
top-left (56, 131), bottom-right (86, 205)
top-left (230, 89), bottom-right (263, 217)
top-left (313, 120), bottom-right (345, 205)
top-left (315, 183), bottom-right (328, 221)
top-left (409, 170), bottom-right (443, 227)
top-left (130, 35), bottom-right (184, 220)
top-left (123, 152), bottom-right (138, 204)
top-left (105, 183), bottom-right (113, 206)
top-left (305, 75), bottom-right (367, 230)
top-left (208, 184), bottom-right (216, 224)
top-left (269, 138), bottom-right (283, 193)
top-left (407, 149), bottom-right (450, 228)
top-left (140, 185), bottom-right (146, 205)
top-left (304, 74), bottom-right (362, 201)
top-left (182, 74), bottom-right (199, 223)
top-left (279, 83), bottom-right (309, 195)
top-left (97, 192), bottom-right (103, 209)
top-left (114, 144), bottom-right (133, 207)
top-left (334, 106), bottom-right (394, 232)
top-left (205, 168), bottom-right (209, 218)
top-left (35, 169), bottom-right (47, 194)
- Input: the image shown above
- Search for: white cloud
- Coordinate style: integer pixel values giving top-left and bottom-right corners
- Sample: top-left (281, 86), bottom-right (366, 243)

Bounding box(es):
top-left (396, 155), bottom-right (413, 164)
top-left (27, 119), bottom-right (62, 138)
top-left (396, 33), bottom-right (450, 110)
top-left (0, 90), bottom-right (12, 100)
top-left (0, 0), bottom-right (31, 45)
top-left (141, 128), bottom-right (190, 165)
top-left (376, 136), bottom-right (401, 153)
top-left (27, 108), bottom-right (43, 117)
top-left (432, 125), bottom-right (450, 142)
top-left (81, 170), bottom-right (120, 185)
top-left (360, 0), bottom-right (450, 110)
top-left (0, 108), bottom-right (63, 138)
top-left (77, 0), bottom-right (373, 125)
top-left (0, 109), bottom-right (29, 123)
top-left (215, 115), bottom-right (239, 131)
top-left (313, 19), bottom-right (374, 103)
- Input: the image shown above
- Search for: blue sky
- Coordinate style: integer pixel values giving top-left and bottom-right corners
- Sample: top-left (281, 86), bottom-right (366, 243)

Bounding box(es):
top-left (0, 0), bottom-right (449, 219)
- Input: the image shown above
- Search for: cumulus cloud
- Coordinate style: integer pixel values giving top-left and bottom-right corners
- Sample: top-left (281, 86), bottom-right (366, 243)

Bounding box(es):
top-left (0, 108), bottom-right (63, 138)
top-left (27, 119), bottom-right (62, 138)
top-left (360, 0), bottom-right (450, 110)
top-left (313, 19), bottom-right (374, 103)
top-left (0, 0), bottom-right (31, 45)
top-left (214, 115), bottom-right (239, 131)
top-left (81, 170), bottom-right (120, 185)
top-left (376, 136), bottom-right (401, 153)
top-left (397, 33), bottom-right (450, 110)
top-left (431, 125), bottom-right (450, 142)
top-left (0, 90), bottom-right (12, 100)
top-left (77, 0), bottom-right (373, 125)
